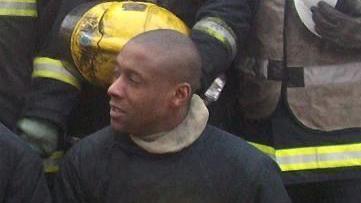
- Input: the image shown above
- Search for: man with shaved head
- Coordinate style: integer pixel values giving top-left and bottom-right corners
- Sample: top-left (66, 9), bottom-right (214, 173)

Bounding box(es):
top-left (54, 29), bottom-right (290, 203)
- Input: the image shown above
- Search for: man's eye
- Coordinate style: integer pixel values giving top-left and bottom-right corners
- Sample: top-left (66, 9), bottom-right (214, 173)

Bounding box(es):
top-left (112, 68), bottom-right (121, 82)
top-left (128, 74), bottom-right (141, 84)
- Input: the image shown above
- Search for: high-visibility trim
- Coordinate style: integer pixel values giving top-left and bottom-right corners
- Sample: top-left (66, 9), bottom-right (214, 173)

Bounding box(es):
top-left (249, 142), bottom-right (361, 172)
top-left (33, 57), bottom-right (81, 89)
top-left (287, 62), bottom-right (361, 88)
top-left (0, 0), bottom-right (37, 17)
top-left (0, 0), bottom-right (36, 2)
top-left (43, 150), bottom-right (64, 173)
top-left (248, 142), bottom-right (276, 159)
top-left (193, 17), bottom-right (237, 59)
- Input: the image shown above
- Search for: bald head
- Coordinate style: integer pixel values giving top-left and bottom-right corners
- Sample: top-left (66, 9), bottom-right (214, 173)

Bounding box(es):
top-left (124, 29), bottom-right (202, 92)
top-left (109, 30), bottom-right (203, 135)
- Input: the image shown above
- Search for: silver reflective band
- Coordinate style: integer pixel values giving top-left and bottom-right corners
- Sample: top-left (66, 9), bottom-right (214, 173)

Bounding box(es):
top-left (278, 151), bottom-right (361, 166)
top-left (249, 142), bottom-right (361, 171)
top-left (193, 17), bottom-right (237, 59)
top-left (0, 0), bottom-right (37, 17)
top-left (33, 57), bottom-right (81, 89)
top-left (304, 62), bottom-right (361, 86)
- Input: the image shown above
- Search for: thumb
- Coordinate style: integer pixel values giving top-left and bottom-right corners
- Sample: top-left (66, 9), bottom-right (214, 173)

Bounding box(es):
top-left (318, 1), bottom-right (346, 23)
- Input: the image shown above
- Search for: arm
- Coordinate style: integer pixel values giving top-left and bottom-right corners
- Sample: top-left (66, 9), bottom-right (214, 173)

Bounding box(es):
top-left (18, 0), bottom-right (87, 156)
top-left (191, 0), bottom-right (254, 92)
top-left (25, 0), bottom-right (86, 130)
top-left (53, 148), bottom-right (86, 203)
top-left (3, 137), bottom-right (51, 203)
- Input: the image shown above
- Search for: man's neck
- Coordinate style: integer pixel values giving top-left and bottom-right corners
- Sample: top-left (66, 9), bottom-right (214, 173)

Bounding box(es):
top-left (129, 94), bottom-right (209, 154)
top-left (132, 105), bottom-right (189, 138)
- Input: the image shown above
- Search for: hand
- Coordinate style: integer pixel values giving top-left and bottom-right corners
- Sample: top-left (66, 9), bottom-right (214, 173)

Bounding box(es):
top-left (337, 0), bottom-right (361, 17)
top-left (311, 1), bottom-right (361, 49)
top-left (17, 118), bottom-right (59, 157)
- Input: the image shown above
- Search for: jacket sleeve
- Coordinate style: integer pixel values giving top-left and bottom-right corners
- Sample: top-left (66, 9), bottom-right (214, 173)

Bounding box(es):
top-left (54, 147), bottom-right (87, 203)
top-left (24, 0), bottom-right (89, 130)
top-left (6, 151), bottom-right (52, 203)
top-left (0, 124), bottom-right (52, 203)
top-left (191, 0), bottom-right (254, 92)
top-left (36, 0), bottom-right (62, 51)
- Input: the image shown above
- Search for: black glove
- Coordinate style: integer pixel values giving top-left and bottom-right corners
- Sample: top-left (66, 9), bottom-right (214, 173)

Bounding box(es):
top-left (311, 0), bottom-right (361, 49)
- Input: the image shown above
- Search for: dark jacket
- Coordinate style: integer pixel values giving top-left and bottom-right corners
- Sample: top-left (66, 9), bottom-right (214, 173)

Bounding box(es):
top-left (54, 125), bottom-right (290, 203)
top-left (0, 123), bottom-right (51, 203)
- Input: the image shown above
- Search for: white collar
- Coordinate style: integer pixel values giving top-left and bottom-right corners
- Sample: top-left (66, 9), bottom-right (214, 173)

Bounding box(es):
top-left (130, 94), bottom-right (209, 154)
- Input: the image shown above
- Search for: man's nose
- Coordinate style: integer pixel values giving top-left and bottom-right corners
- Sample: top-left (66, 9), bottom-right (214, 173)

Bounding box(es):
top-left (107, 77), bottom-right (125, 98)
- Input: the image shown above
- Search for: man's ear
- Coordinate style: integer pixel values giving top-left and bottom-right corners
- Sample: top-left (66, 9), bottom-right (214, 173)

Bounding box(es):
top-left (170, 83), bottom-right (192, 107)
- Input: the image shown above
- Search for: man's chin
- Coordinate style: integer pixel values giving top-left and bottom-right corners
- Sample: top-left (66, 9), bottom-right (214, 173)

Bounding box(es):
top-left (110, 121), bottom-right (127, 134)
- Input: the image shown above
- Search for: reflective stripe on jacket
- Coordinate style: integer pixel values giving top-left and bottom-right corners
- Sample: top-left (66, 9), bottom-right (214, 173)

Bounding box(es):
top-left (237, 0), bottom-right (361, 184)
top-left (0, 0), bottom-right (37, 17)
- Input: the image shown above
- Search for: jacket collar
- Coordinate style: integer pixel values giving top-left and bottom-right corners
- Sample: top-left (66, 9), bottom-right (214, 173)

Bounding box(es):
top-left (130, 94), bottom-right (209, 154)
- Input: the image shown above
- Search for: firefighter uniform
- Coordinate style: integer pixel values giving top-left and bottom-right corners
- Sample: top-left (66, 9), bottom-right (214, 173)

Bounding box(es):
top-left (23, 0), bottom-right (253, 140)
top-left (236, 0), bottom-right (361, 201)
top-left (0, 122), bottom-right (51, 202)
top-left (0, 0), bottom-right (59, 130)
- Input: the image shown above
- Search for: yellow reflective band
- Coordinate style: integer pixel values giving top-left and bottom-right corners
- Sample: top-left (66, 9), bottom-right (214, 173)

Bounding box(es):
top-left (33, 57), bottom-right (81, 89)
top-left (0, 8), bottom-right (36, 16)
top-left (0, 0), bottom-right (36, 2)
top-left (279, 158), bottom-right (361, 172)
top-left (249, 142), bottom-right (361, 172)
top-left (43, 150), bottom-right (64, 173)
top-left (0, 0), bottom-right (37, 17)
top-left (193, 17), bottom-right (237, 59)
top-left (0, 0), bottom-right (36, 3)
top-left (248, 142), bottom-right (276, 159)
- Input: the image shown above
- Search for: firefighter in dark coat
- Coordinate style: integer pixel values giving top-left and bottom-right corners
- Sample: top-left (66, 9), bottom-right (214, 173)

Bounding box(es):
top-left (0, 122), bottom-right (51, 203)
top-left (53, 29), bottom-right (290, 203)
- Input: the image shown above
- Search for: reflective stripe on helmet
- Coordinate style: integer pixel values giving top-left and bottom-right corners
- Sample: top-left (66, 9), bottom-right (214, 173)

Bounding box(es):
top-left (0, 0), bottom-right (37, 17)
top-left (249, 142), bottom-right (361, 171)
top-left (33, 57), bottom-right (81, 89)
top-left (193, 17), bottom-right (237, 59)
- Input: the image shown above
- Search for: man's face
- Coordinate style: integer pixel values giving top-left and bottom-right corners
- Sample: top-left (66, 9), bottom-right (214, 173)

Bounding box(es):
top-left (107, 43), bottom-right (174, 136)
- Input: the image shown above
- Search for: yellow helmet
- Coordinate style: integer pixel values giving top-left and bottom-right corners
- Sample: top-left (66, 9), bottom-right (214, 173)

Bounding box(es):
top-left (60, 1), bottom-right (190, 87)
